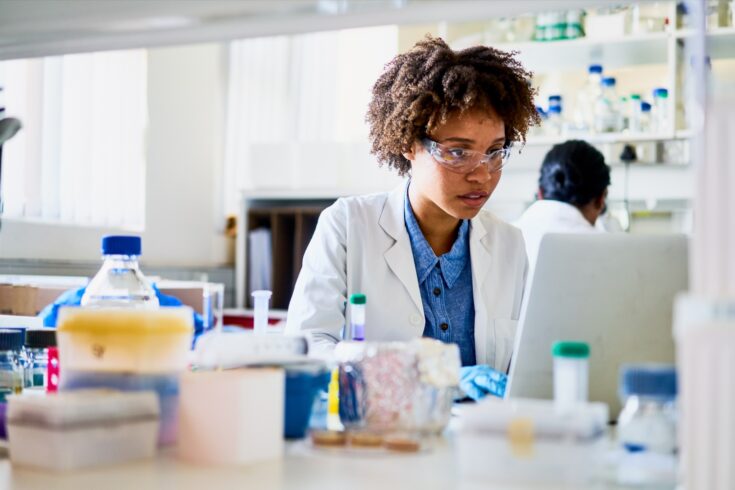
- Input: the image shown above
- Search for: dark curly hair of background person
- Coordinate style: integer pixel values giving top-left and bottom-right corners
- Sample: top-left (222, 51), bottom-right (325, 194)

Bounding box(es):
top-left (366, 36), bottom-right (540, 176)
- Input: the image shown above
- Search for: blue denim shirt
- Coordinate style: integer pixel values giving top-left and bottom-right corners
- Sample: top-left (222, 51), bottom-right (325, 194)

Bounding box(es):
top-left (404, 187), bottom-right (476, 366)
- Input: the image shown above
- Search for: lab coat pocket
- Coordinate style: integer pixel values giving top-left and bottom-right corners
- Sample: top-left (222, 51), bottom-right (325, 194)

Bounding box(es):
top-left (493, 319), bottom-right (518, 374)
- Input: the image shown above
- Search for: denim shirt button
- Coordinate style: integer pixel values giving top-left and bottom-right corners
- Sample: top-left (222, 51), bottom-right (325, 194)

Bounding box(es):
top-left (440, 322), bottom-right (449, 331)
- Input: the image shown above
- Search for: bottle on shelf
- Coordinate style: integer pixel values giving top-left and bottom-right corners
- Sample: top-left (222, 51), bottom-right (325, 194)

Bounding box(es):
top-left (81, 235), bottom-right (159, 309)
top-left (627, 94), bottom-right (642, 132)
top-left (572, 64), bottom-right (604, 133)
top-left (651, 87), bottom-right (670, 134)
top-left (594, 76), bottom-right (622, 133)
top-left (546, 105), bottom-right (563, 136)
top-left (565, 10), bottom-right (585, 39)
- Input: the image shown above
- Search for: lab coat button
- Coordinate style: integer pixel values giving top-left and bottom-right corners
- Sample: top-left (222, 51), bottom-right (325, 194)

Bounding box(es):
top-left (410, 313), bottom-right (423, 326)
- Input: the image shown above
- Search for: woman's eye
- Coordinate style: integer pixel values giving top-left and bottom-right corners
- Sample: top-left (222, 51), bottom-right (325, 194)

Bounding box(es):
top-left (448, 148), bottom-right (465, 158)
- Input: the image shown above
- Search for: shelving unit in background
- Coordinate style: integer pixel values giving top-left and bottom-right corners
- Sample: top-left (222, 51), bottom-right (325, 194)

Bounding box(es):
top-left (238, 196), bottom-right (337, 309)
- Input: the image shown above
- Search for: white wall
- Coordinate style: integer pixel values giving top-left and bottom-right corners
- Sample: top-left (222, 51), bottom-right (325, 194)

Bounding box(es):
top-left (0, 43), bottom-right (229, 266)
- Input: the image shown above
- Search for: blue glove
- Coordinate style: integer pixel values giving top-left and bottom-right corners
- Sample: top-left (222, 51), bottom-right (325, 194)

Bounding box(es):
top-left (38, 284), bottom-right (204, 340)
top-left (460, 364), bottom-right (507, 401)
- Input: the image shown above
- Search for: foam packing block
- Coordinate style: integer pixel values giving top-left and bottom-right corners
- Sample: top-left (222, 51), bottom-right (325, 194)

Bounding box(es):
top-left (178, 368), bottom-right (284, 465)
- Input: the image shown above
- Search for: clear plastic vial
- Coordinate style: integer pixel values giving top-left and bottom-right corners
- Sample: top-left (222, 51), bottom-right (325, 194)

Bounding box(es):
top-left (349, 293), bottom-right (366, 341)
top-left (81, 235), bottom-right (159, 309)
top-left (552, 341), bottom-right (590, 412)
top-left (651, 88), bottom-right (670, 134)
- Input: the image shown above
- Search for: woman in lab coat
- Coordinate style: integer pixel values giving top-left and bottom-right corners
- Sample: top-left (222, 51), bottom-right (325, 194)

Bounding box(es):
top-left (286, 37), bottom-right (539, 396)
top-left (514, 140), bottom-right (612, 274)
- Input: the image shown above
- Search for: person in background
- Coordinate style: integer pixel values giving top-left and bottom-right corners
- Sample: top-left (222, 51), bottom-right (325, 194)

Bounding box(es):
top-left (287, 36), bottom-right (540, 400)
top-left (514, 139), bottom-right (612, 274)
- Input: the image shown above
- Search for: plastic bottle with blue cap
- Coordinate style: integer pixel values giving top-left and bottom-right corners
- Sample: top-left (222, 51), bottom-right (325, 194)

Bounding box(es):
top-left (81, 235), bottom-right (159, 309)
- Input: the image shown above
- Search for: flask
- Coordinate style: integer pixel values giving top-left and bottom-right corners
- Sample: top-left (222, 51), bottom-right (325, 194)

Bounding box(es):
top-left (81, 235), bottom-right (159, 308)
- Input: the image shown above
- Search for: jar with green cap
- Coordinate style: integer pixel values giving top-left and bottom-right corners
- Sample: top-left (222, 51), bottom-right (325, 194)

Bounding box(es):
top-left (349, 293), bottom-right (366, 341)
top-left (552, 341), bottom-right (590, 411)
top-left (24, 329), bottom-right (57, 390)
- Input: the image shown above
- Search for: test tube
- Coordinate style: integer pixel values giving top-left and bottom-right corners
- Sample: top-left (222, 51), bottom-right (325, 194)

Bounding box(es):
top-left (552, 341), bottom-right (590, 412)
top-left (349, 293), bottom-right (366, 341)
top-left (251, 290), bottom-right (272, 335)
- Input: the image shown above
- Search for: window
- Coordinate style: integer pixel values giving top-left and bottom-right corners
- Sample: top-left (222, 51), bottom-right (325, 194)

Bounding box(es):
top-left (223, 26), bottom-right (399, 213)
top-left (0, 49), bottom-right (147, 229)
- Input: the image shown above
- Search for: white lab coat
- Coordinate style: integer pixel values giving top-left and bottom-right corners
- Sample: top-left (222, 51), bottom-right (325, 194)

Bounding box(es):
top-left (286, 183), bottom-right (528, 372)
top-left (514, 200), bottom-right (602, 274)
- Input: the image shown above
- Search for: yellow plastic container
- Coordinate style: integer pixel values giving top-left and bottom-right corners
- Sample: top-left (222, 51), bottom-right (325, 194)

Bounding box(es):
top-left (57, 307), bottom-right (193, 374)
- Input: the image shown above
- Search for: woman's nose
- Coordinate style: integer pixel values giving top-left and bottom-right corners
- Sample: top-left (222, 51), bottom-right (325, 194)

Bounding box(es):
top-left (466, 162), bottom-right (494, 184)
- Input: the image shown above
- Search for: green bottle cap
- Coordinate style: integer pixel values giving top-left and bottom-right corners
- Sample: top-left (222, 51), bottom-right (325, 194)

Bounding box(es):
top-left (552, 341), bottom-right (590, 359)
top-left (349, 293), bottom-right (366, 305)
top-left (630, 94), bottom-right (641, 100)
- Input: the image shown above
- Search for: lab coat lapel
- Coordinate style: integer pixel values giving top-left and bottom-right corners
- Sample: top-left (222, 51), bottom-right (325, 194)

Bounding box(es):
top-left (379, 185), bottom-right (424, 314)
top-left (470, 216), bottom-right (494, 366)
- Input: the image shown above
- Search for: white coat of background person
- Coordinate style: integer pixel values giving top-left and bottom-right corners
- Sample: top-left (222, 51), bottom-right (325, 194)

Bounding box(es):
top-left (514, 139), bottom-right (612, 275)
top-left (286, 37), bottom-right (541, 379)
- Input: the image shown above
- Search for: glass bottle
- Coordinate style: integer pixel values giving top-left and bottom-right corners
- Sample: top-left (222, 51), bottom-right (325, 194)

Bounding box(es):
top-left (618, 365), bottom-right (677, 454)
top-left (81, 235), bottom-right (159, 309)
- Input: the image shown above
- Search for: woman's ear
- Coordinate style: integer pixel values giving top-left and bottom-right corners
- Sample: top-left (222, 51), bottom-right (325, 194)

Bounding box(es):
top-left (402, 141), bottom-right (418, 162)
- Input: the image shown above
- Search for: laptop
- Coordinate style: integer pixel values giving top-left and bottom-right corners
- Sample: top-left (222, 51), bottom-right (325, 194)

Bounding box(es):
top-left (506, 233), bottom-right (689, 416)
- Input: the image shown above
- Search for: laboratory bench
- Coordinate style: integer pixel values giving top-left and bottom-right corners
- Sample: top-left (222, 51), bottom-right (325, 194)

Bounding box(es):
top-left (0, 434), bottom-right (632, 490)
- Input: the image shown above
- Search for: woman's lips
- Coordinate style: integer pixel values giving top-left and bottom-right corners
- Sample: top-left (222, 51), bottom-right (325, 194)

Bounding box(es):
top-left (458, 191), bottom-right (489, 208)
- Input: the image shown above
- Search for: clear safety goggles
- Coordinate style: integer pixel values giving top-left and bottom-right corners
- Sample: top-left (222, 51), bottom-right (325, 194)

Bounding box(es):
top-left (421, 137), bottom-right (512, 174)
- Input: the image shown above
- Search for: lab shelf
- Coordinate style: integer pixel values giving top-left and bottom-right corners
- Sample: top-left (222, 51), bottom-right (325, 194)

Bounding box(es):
top-left (525, 131), bottom-right (690, 147)
top-left (494, 32), bottom-right (671, 72)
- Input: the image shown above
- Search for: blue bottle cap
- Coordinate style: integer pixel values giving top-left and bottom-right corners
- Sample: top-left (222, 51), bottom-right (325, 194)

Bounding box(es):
top-left (620, 365), bottom-right (677, 401)
top-left (602, 77), bottom-right (616, 87)
top-left (653, 87), bottom-right (669, 98)
top-left (588, 64), bottom-right (603, 74)
top-left (101, 235), bottom-right (142, 256)
top-left (641, 101), bottom-right (652, 112)
top-left (0, 329), bottom-right (25, 351)
top-left (548, 105), bottom-right (562, 114)
top-left (548, 95), bottom-right (562, 103)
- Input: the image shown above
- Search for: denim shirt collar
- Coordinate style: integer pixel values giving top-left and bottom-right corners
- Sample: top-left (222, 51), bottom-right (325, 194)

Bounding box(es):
top-left (404, 183), bottom-right (470, 288)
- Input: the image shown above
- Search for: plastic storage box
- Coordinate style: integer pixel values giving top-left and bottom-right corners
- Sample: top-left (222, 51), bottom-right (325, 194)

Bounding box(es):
top-left (56, 307), bottom-right (193, 373)
top-left (7, 390), bottom-right (159, 471)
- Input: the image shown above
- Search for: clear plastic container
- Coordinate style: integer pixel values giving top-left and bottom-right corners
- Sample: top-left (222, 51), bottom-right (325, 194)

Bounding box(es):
top-left (627, 94), bottom-right (642, 132)
top-left (251, 290), bottom-right (272, 334)
top-left (595, 77), bottom-right (622, 133)
top-left (57, 307), bottom-right (193, 374)
top-left (573, 64), bottom-right (604, 132)
top-left (349, 293), bottom-right (366, 341)
top-left (617, 365), bottom-right (677, 454)
top-left (565, 10), bottom-right (585, 39)
top-left (81, 235), bottom-right (159, 309)
top-left (552, 341), bottom-right (589, 413)
top-left (632, 3), bottom-right (669, 33)
top-left (24, 329), bottom-right (56, 390)
top-left (616, 365), bottom-right (677, 486)
top-left (652, 88), bottom-right (670, 134)
top-left (547, 105), bottom-right (563, 136)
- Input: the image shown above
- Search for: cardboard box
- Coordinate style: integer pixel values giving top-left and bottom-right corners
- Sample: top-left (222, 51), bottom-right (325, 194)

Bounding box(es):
top-left (0, 284), bottom-right (70, 316)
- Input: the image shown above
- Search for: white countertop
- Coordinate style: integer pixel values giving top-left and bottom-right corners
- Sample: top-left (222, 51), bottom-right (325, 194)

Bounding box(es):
top-left (0, 434), bottom-right (630, 490)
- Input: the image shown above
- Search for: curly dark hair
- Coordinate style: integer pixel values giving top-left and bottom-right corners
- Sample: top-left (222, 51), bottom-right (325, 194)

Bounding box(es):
top-left (367, 36), bottom-right (540, 176)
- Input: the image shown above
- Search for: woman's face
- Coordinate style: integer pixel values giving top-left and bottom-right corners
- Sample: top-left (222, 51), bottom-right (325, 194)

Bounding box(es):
top-left (406, 108), bottom-right (506, 221)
